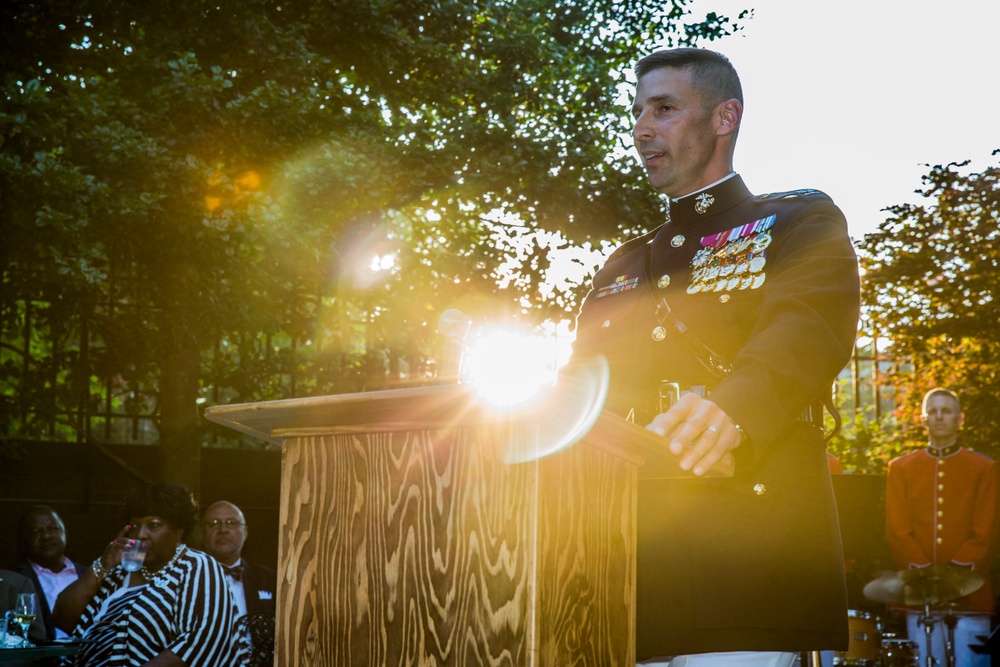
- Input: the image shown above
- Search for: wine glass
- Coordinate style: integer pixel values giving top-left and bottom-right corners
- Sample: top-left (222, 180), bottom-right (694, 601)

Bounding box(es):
top-left (14, 593), bottom-right (35, 647)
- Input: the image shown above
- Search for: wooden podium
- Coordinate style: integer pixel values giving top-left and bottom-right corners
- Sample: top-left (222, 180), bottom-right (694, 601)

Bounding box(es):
top-left (206, 384), bottom-right (721, 666)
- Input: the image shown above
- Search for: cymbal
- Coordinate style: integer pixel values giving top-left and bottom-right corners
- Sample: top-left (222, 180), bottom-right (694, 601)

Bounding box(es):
top-left (863, 566), bottom-right (985, 606)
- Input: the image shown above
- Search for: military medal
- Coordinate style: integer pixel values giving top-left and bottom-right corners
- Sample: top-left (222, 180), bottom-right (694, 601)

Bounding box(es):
top-left (685, 214), bottom-right (776, 295)
top-left (752, 231), bottom-right (772, 251)
top-left (595, 274), bottom-right (639, 299)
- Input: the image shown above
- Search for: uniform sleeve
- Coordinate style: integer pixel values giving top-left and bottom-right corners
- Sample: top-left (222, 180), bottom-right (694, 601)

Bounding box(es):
top-left (951, 459), bottom-right (1000, 570)
top-left (167, 556), bottom-right (243, 666)
top-left (709, 202), bottom-right (861, 451)
top-left (885, 460), bottom-right (932, 568)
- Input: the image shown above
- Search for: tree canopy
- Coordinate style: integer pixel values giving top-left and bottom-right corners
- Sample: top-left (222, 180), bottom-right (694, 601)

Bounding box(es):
top-left (1, 0), bottom-right (746, 488)
top-left (857, 153), bottom-right (1000, 462)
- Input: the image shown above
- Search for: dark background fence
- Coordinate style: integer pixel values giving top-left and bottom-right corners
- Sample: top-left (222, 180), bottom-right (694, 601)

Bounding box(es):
top-left (0, 442), bottom-right (281, 571)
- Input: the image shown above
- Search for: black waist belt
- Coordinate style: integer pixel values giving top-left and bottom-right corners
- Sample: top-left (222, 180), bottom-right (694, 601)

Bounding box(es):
top-left (658, 382), bottom-right (821, 427)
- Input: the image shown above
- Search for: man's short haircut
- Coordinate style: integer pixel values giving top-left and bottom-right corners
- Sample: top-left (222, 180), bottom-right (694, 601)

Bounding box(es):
top-left (635, 48), bottom-right (743, 106)
top-left (16, 505), bottom-right (65, 557)
top-left (921, 388), bottom-right (961, 415)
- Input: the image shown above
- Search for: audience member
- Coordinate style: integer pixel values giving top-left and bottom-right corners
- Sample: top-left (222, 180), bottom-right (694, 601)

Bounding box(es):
top-left (16, 505), bottom-right (83, 641)
top-left (53, 483), bottom-right (245, 666)
top-left (202, 501), bottom-right (276, 666)
top-left (200, 500), bottom-right (276, 619)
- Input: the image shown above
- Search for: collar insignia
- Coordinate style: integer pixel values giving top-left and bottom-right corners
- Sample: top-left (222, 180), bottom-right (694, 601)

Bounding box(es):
top-left (695, 192), bottom-right (715, 214)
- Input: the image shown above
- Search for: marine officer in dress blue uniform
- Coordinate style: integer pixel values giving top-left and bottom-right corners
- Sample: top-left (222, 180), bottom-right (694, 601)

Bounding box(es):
top-left (569, 48), bottom-right (861, 667)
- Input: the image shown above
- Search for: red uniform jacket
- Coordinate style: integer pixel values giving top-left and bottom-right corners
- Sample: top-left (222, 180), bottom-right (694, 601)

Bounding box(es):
top-left (886, 445), bottom-right (1000, 612)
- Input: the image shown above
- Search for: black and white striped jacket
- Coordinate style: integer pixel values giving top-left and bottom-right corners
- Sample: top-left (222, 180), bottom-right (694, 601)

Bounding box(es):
top-left (74, 547), bottom-right (246, 666)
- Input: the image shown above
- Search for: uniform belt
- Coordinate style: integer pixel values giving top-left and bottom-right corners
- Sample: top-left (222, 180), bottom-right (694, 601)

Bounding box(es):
top-left (658, 382), bottom-right (820, 426)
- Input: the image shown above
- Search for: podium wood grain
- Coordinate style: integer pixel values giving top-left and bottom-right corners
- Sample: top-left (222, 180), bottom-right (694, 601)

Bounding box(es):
top-left (277, 424), bottom-right (635, 667)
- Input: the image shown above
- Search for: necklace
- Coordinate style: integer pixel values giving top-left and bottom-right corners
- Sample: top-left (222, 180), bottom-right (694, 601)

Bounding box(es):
top-left (140, 544), bottom-right (186, 583)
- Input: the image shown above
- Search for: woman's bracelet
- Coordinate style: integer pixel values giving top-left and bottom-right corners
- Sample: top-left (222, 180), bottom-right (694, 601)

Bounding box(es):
top-left (92, 557), bottom-right (111, 581)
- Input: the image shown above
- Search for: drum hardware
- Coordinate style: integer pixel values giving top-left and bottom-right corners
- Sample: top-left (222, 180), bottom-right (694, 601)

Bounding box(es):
top-left (832, 609), bottom-right (881, 666)
top-left (881, 638), bottom-right (919, 667)
top-left (862, 566), bottom-right (985, 667)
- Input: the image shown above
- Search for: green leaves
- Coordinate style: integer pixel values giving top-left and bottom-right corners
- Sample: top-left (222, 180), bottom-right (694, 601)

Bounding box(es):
top-left (1, 0), bottom-right (741, 451)
top-left (859, 155), bottom-right (1000, 458)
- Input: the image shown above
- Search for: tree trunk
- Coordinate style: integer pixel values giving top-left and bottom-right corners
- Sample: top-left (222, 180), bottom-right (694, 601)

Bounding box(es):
top-left (158, 342), bottom-right (202, 497)
top-left (156, 259), bottom-right (204, 498)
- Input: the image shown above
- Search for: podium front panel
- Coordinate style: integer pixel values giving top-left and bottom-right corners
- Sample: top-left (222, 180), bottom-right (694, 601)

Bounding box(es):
top-left (275, 423), bottom-right (636, 666)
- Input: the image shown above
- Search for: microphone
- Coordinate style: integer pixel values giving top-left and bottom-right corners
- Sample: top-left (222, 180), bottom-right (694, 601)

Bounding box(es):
top-left (437, 309), bottom-right (471, 383)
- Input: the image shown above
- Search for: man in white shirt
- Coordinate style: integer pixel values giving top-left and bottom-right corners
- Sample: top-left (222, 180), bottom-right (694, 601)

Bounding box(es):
top-left (16, 505), bottom-right (82, 642)
top-left (201, 500), bottom-right (277, 666)
top-left (200, 501), bottom-right (276, 619)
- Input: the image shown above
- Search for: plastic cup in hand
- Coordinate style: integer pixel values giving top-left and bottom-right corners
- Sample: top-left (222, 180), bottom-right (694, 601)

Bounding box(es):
top-left (122, 540), bottom-right (148, 572)
top-left (14, 593), bottom-right (35, 648)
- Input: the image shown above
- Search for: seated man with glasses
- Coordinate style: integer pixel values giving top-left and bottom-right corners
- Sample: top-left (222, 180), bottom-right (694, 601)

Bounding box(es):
top-left (200, 501), bottom-right (276, 620)
top-left (201, 500), bottom-right (277, 667)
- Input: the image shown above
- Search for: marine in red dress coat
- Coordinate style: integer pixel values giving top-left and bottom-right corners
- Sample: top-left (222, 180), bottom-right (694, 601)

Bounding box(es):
top-left (886, 390), bottom-right (1000, 613)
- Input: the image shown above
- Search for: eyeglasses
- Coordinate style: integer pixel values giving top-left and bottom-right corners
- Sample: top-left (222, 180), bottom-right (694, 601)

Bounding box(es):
top-left (203, 519), bottom-right (244, 529)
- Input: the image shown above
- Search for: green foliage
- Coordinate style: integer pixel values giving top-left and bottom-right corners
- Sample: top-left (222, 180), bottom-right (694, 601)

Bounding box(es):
top-left (826, 414), bottom-right (909, 475)
top-left (859, 153), bottom-right (1000, 460)
top-left (1, 0), bottom-right (745, 466)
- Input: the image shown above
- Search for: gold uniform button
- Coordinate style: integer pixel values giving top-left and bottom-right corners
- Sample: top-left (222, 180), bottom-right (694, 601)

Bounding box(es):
top-left (602, 320), bottom-right (611, 329)
top-left (657, 274), bottom-right (670, 288)
top-left (753, 483), bottom-right (766, 496)
top-left (936, 537), bottom-right (944, 545)
top-left (938, 484), bottom-right (944, 491)
top-left (938, 510), bottom-right (944, 518)
top-left (938, 497), bottom-right (945, 504)
top-left (671, 235), bottom-right (685, 248)
top-left (719, 294), bottom-right (731, 303)
top-left (938, 471), bottom-right (945, 478)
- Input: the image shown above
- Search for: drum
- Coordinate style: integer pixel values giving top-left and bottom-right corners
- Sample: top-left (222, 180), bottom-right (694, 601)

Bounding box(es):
top-left (833, 610), bottom-right (881, 666)
top-left (880, 639), bottom-right (919, 667)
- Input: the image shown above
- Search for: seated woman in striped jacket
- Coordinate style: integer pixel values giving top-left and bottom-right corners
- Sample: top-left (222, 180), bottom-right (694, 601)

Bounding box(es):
top-left (54, 483), bottom-right (245, 666)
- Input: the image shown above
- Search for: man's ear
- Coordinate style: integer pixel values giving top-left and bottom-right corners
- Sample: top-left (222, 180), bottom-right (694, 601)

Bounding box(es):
top-left (717, 99), bottom-right (743, 136)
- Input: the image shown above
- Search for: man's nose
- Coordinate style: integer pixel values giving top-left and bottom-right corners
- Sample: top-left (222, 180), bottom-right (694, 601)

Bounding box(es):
top-left (632, 112), bottom-right (654, 142)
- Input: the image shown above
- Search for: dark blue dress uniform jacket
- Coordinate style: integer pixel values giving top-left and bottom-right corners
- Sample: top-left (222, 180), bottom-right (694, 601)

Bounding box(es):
top-left (572, 174), bottom-right (860, 658)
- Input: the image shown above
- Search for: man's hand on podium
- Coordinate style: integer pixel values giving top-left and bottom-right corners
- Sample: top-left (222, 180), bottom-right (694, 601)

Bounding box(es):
top-left (646, 393), bottom-right (742, 476)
